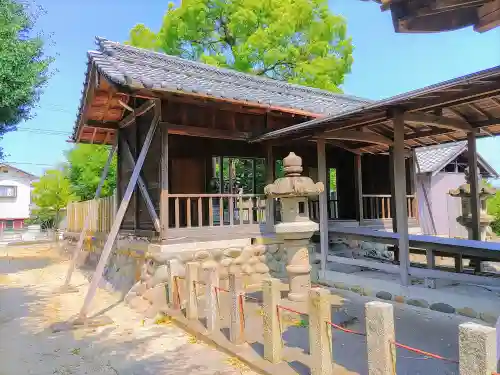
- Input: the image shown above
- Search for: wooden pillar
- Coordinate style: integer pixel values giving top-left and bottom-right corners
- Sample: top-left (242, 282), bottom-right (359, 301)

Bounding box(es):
top-left (317, 139), bottom-right (329, 278)
top-left (160, 126), bottom-right (169, 241)
top-left (219, 156), bottom-right (224, 194)
top-left (355, 154), bottom-right (364, 222)
top-left (393, 112), bottom-right (410, 286)
top-left (410, 149), bottom-right (419, 221)
top-left (388, 148), bottom-right (397, 231)
top-left (467, 131), bottom-right (481, 240)
top-left (252, 158), bottom-right (257, 194)
top-left (265, 144), bottom-right (275, 228)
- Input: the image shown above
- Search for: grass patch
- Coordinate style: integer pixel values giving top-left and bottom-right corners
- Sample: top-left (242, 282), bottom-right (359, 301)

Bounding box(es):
top-left (224, 356), bottom-right (251, 373)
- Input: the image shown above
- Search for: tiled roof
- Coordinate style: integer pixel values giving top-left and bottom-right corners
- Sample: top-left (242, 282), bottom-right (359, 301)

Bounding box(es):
top-left (415, 141), bottom-right (498, 177)
top-left (0, 163), bottom-right (38, 180)
top-left (87, 37), bottom-right (371, 116)
top-left (415, 142), bottom-right (467, 174)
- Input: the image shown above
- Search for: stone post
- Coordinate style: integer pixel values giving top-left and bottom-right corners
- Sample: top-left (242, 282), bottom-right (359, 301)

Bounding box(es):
top-left (459, 322), bottom-right (496, 375)
top-left (229, 272), bottom-right (245, 344)
top-left (265, 152), bottom-right (324, 302)
top-left (365, 301), bottom-right (396, 375)
top-left (308, 287), bottom-right (333, 375)
top-left (166, 259), bottom-right (179, 309)
top-left (262, 278), bottom-right (282, 363)
top-left (186, 262), bottom-right (199, 320)
top-left (205, 263), bottom-right (220, 331)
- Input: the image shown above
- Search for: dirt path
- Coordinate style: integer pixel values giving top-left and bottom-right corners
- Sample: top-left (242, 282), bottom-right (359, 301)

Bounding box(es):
top-left (0, 245), bottom-right (257, 375)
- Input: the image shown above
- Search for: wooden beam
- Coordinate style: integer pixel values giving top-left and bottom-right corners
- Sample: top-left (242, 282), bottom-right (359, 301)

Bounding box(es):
top-left (265, 143), bottom-right (275, 229)
top-left (162, 122), bottom-right (250, 141)
top-left (63, 140), bottom-right (118, 287)
top-left (136, 88), bottom-right (322, 119)
top-left (118, 100), bottom-right (134, 112)
top-left (160, 123), bottom-right (169, 240)
top-left (78, 100), bottom-right (160, 320)
top-left (402, 112), bottom-right (473, 132)
top-left (121, 137), bottom-right (162, 233)
top-left (355, 154), bottom-right (363, 222)
top-left (119, 100), bottom-right (155, 128)
top-left (324, 140), bottom-right (361, 155)
top-left (467, 132), bottom-right (481, 241)
top-left (475, 0), bottom-right (500, 32)
top-left (84, 120), bottom-right (119, 130)
top-left (393, 112), bottom-right (410, 286)
top-left (320, 130), bottom-right (393, 146)
top-left (317, 138), bottom-right (328, 278)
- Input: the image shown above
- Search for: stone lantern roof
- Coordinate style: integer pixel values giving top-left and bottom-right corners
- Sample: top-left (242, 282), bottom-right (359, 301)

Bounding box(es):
top-left (449, 167), bottom-right (496, 198)
top-left (264, 152), bottom-right (324, 198)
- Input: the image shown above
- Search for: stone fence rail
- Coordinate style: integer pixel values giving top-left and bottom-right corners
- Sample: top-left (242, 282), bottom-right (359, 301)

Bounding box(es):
top-left (125, 248), bottom-right (498, 375)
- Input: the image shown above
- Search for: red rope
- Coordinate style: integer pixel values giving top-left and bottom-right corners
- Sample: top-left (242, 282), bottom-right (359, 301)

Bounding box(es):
top-left (277, 305), bottom-right (307, 316)
top-left (238, 294), bottom-right (245, 334)
top-left (214, 286), bottom-right (229, 293)
top-left (393, 341), bottom-right (458, 363)
top-left (326, 320), bottom-right (366, 336)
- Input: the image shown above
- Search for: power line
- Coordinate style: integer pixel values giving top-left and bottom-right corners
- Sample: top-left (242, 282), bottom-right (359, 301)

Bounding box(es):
top-left (3, 161), bottom-right (58, 167)
top-left (15, 127), bottom-right (72, 135)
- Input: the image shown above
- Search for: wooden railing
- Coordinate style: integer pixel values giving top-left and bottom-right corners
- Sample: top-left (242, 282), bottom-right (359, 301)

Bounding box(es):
top-left (309, 199), bottom-right (339, 221)
top-left (362, 194), bottom-right (417, 220)
top-left (167, 194), bottom-right (267, 228)
top-left (326, 227), bottom-right (500, 287)
top-left (67, 195), bottom-right (116, 233)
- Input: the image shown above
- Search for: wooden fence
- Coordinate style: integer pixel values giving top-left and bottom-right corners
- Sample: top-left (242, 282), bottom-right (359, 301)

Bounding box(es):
top-left (167, 193), bottom-right (266, 228)
top-left (362, 194), bottom-right (417, 220)
top-left (66, 195), bottom-right (116, 233)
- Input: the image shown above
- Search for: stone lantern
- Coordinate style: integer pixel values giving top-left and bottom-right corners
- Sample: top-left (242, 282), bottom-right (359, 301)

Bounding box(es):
top-left (265, 152), bottom-right (324, 301)
top-left (449, 167), bottom-right (496, 241)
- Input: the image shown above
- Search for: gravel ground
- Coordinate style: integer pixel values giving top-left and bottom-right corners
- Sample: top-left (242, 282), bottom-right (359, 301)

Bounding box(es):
top-left (0, 244), bottom-right (257, 375)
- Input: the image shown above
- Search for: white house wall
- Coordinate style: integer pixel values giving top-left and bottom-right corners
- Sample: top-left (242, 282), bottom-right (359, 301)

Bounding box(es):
top-left (0, 168), bottom-right (33, 221)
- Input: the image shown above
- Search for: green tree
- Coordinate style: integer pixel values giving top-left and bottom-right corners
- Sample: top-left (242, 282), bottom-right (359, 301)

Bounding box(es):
top-left (487, 189), bottom-right (500, 235)
top-left (128, 0), bottom-right (353, 92)
top-left (31, 169), bottom-right (75, 229)
top-left (66, 144), bottom-right (117, 201)
top-left (0, 0), bottom-right (52, 158)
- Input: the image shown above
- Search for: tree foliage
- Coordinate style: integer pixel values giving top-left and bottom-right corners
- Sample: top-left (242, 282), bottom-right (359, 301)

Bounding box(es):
top-left (31, 169), bottom-right (75, 228)
top-left (0, 0), bottom-right (52, 158)
top-left (66, 144), bottom-right (117, 201)
top-left (487, 190), bottom-right (500, 235)
top-left (128, 0), bottom-right (353, 92)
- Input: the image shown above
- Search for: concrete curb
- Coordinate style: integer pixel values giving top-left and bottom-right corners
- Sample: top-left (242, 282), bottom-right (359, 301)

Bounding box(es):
top-left (161, 307), bottom-right (297, 375)
top-left (318, 272), bottom-right (500, 325)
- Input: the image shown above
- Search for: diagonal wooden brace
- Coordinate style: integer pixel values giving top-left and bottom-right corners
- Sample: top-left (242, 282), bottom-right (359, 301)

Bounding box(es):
top-left (77, 100), bottom-right (160, 320)
top-left (62, 140), bottom-right (118, 288)
top-left (120, 137), bottom-right (161, 232)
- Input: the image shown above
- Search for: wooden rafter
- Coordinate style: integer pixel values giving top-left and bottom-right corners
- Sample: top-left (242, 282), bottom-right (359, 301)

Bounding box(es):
top-left (323, 139), bottom-right (361, 155)
top-left (90, 128), bottom-right (97, 144)
top-left (118, 100), bottom-right (134, 112)
top-left (84, 120), bottom-right (119, 130)
top-left (402, 112), bottom-right (473, 132)
top-left (469, 102), bottom-right (493, 119)
top-left (475, 0), bottom-right (500, 32)
top-left (119, 100), bottom-right (155, 128)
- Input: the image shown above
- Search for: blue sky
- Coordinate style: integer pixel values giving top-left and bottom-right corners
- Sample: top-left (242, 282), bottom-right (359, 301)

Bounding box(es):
top-left (2, 0), bottom-right (500, 178)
